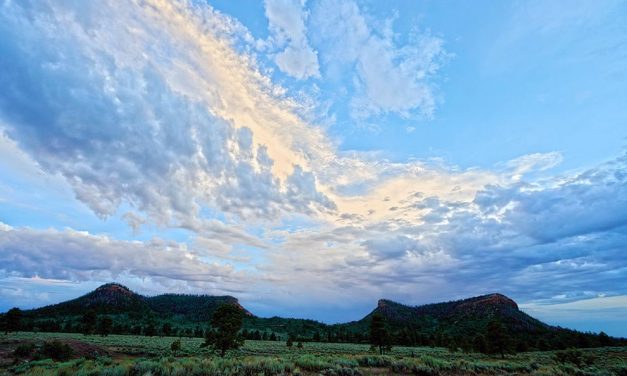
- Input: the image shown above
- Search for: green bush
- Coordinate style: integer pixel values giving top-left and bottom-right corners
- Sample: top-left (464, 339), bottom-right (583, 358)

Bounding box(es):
top-left (13, 342), bottom-right (36, 358)
top-left (613, 365), bottom-right (627, 376)
top-left (130, 360), bottom-right (166, 376)
top-left (554, 348), bottom-right (594, 367)
top-left (356, 355), bottom-right (392, 367)
top-left (294, 354), bottom-right (333, 371)
top-left (39, 340), bottom-right (73, 361)
top-left (99, 365), bottom-right (127, 376)
top-left (411, 364), bottom-right (440, 376)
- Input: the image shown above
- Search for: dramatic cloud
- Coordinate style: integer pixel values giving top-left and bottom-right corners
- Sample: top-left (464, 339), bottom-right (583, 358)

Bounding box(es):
top-left (0, 0), bottom-right (334, 228)
top-left (264, 0), bottom-right (320, 79)
top-left (0, 0), bottom-right (625, 331)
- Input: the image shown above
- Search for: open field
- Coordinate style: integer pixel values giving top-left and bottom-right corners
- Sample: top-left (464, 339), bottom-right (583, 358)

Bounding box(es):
top-left (1, 332), bottom-right (626, 375)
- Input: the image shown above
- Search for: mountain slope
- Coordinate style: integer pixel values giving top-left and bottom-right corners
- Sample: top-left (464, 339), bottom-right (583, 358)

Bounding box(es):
top-left (146, 294), bottom-right (253, 321)
top-left (28, 283), bottom-right (151, 316)
top-left (366, 293), bottom-right (547, 333)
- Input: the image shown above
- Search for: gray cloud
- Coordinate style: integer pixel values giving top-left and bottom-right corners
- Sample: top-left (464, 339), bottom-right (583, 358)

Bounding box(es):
top-left (0, 223), bottom-right (248, 293)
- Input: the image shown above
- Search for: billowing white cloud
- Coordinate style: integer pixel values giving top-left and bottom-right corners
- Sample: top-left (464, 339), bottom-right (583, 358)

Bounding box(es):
top-left (264, 0), bottom-right (320, 79)
top-left (0, 0), bottom-right (334, 229)
top-left (312, 0), bottom-right (448, 119)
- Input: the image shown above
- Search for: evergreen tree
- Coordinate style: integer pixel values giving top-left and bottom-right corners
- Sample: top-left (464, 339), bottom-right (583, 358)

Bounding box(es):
top-left (194, 326), bottom-right (203, 338)
top-left (81, 309), bottom-right (97, 335)
top-left (286, 335), bottom-right (294, 348)
top-left (162, 323), bottom-right (172, 337)
top-left (486, 320), bottom-right (513, 358)
top-left (4, 308), bottom-right (22, 334)
top-left (144, 323), bottom-right (156, 337)
top-left (599, 331), bottom-right (611, 346)
top-left (473, 334), bottom-right (488, 353)
top-left (201, 304), bottom-right (244, 357)
top-left (369, 313), bottom-right (390, 354)
top-left (96, 316), bottom-right (113, 337)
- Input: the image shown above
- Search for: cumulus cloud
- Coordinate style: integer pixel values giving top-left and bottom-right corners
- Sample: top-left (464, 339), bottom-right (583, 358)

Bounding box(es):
top-left (312, 0), bottom-right (448, 119)
top-left (252, 152), bottom-right (627, 311)
top-left (264, 0), bottom-right (320, 79)
top-left (0, 0), bottom-right (334, 228)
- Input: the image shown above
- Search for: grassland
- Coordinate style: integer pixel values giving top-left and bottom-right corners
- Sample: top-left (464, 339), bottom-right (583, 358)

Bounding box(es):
top-left (1, 332), bottom-right (626, 375)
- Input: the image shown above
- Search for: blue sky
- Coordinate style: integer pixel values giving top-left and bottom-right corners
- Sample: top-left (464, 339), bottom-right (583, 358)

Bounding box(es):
top-left (0, 0), bottom-right (626, 337)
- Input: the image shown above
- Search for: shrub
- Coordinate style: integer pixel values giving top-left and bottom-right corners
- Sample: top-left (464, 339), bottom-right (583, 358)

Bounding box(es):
top-left (554, 348), bottom-right (594, 367)
top-left (411, 364), bottom-right (440, 376)
top-left (613, 365), bottom-right (627, 376)
top-left (320, 367), bottom-right (362, 376)
top-left (356, 355), bottom-right (392, 367)
top-left (295, 354), bottom-right (333, 371)
top-left (130, 360), bottom-right (166, 376)
top-left (171, 339), bottom-right (181, 355)
top-left (99, 366), bottom-right (127, 376)
top-left (39, 340), bottom-right (73, 361)
top-left (13, 343), bottom-right (35, 358)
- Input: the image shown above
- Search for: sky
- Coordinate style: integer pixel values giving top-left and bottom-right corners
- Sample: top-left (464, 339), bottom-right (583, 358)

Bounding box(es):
top-left (0, 0), bottom-right (626, 337)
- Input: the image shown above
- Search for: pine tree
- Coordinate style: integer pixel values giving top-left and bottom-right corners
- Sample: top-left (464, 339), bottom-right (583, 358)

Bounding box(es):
top-left (473, 334), bottom-right (488, 353)
top-left (599, 331), bottom-right (611, 346)
top-left (486, 320), bottom-right (513, 358)
top-left (81, 309), bottom-right (97, 335)
top-left (201, 304), bottom-right (244, 357)
top-left (4, 308), bottom-right (22, 334)
top-left (96, 316), bottom-right (113, 337)
top-left (162, 323), bottom-right (172, 337)
top-left (369, 313), bottom-right (390, 354)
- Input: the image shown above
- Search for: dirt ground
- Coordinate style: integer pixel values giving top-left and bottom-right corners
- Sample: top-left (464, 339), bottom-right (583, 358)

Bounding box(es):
top-left (0, 336), bottom-right (113, 366)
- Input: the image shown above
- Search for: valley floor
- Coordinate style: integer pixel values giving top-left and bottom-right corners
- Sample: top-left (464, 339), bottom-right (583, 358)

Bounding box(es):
top-left (1, 332), bottom-right (626, 375)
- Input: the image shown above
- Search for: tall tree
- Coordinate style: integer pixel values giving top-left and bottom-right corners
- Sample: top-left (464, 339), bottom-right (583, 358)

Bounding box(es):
top-left (162, 323), bottom-right (172, 337)
top-left (81, 309), bottom-right (97, 335)
top-left (473, 334), bottom-right (488, 353)
top-left (599, 331), bottom-right (611, 346)
top-left (96, 316), bottom-right (113, 337)
top-left (369, 313), bottom-right (390, 354)
top-left (201, 304), bottom-right (244, 357)
top-left (4, 308), bottom-right (22, 334)
top-left (486, 320), bottom-right (513, 358)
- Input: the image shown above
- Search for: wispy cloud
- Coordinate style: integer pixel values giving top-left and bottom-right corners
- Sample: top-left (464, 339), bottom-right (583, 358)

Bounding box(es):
top-left (311, 0), bottom-right (448, 120)
top-left (264, 0), bottom-right (320, 79)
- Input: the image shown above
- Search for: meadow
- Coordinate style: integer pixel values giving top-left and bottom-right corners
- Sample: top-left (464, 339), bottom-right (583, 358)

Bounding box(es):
top-left (1, 332), bottom-right (626, 375)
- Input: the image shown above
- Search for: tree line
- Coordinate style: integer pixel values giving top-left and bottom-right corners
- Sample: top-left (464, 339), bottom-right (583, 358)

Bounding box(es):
top-left (2, 305), bottom-right (622, 356)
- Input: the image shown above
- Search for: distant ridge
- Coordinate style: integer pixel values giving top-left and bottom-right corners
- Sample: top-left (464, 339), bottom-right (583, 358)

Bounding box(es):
top-left (30, 283), bottom-right (250, 319)
top-left (340, 293), bottom-right (548, 339)
top-left (10, 283), bottom-right (624, 350)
